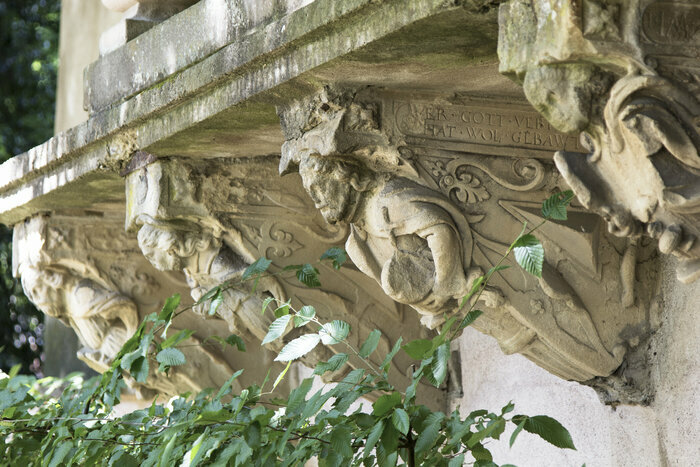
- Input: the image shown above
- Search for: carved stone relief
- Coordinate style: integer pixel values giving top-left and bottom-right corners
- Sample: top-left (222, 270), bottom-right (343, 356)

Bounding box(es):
top-left (11, 213), bottom-right (258, 397)
top-left (277, 88), bottom-right (660, 393)
top-left (123, 156), bottom-right (443, 404)
top-left (499, 0), bottom-right (700, 284)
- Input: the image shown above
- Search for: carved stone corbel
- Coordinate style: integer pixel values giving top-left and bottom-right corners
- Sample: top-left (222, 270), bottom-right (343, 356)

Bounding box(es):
top-left (124, 155), bottom-right (446, 405)
top-left (12, 214), bottom-right (242, 396)
top-left (499, 0), bottom-right (700, 284)
top-left (278, 89), bottom-right (661, 397)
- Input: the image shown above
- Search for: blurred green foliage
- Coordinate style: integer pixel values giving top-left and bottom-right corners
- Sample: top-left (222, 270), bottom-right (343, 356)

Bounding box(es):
top-left (0, 0), bottom-right (61, 375)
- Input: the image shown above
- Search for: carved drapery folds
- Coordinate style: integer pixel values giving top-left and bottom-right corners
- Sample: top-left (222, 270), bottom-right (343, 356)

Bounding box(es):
top-left (499, 0), bottom-right (700, 283)
top-left (278, 89), bottom-right (660, 389)
top-left (12, 214), bottom-right (242, 396)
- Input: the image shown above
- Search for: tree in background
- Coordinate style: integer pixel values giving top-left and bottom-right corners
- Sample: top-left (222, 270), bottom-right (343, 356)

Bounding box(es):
top-left (0, 0), bottom-right (61, 375)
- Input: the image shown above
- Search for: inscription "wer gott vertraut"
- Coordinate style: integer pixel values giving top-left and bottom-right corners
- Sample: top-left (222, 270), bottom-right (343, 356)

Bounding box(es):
top-left (392, 101), bottom-right (583, 153)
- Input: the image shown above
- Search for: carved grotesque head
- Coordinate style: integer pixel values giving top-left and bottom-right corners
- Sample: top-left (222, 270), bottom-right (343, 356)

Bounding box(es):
top-left (298, 155), bottom-right (373, 224)
top-left (20, 267), bottom-right (67, 318)
top-left (136, 221), bottom-right (221, 272)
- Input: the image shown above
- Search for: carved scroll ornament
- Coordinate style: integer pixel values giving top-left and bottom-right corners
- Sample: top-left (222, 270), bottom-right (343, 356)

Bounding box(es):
top-left (499, 0), bottom-right (700, 283)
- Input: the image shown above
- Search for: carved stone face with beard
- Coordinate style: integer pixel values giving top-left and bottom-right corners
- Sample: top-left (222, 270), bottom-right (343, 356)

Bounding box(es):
top-left (298, 155), bottom-right (370, 225)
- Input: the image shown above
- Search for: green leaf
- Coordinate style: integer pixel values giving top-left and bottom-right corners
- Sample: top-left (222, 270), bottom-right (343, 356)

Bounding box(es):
top-left (225, 334), bottom-right (246, 352)
top-left (541, 190), bottom-right (575, 221)
top-left (521, 415), bottom-right (576, 449)
top-left (275, 334), bottom-right (321, 361)
top-left (448, 454), bottom-right (465, 467)
top-left (458, 310), bottom-right (483, 331)
top-left (197, 287), bottom-right (220, 305)
top-left (474, 458), bottom-right (497, 467)
top-left (262, 314), bottom-right (292, 345)
top-left (402, 339), bottom-right (432, 360)
top-left (330, 425), bottom-right (353, 459)
top-left (272, 361), bottom-right (292, 391)
top-left (261, 296), bottom-right (275, 315)
top-left (391, 408), bottom-right (410, 435)
top-left (158, 294), bottom-right (181, 337)
top-left (294, 305), bottom-right (316, 327)
top-left (287, 378), bottom-right (314, 414)
top-left (320, 247), bottom-right (347, 269)
top-left (468, 419), bottom-right (506, 448)
top-left (159, 434), bottom-right (178, 467)
top-left (373, 392), bottom-right (401, 417)
top-left (313, 353), bottom-right (349, 376)
top-left (242, 257), bottom-right (272, 280)
top-left (215, 369), bottom-right (243, 400)
top-left (376, 444), bottom-right (398, 467)
top-left (121, 335), bottom-right (150, 371)
top-left (359, 329), bottom-right (382, 358)
top-left (501, 401), bottom-right (515, 415)
top-left (415, 412), bottom-right (443, 454)
top-left (320, 320), bottom-right (350, 345)
top-left (380, 337), bottom-right (402, 373)
top-left (8, 364), bottom-right (21, 379)
top-left (158, 294), bottom-right (181, 321)
top-left (431, 343), bottom-right (450, 387)
top-left (461, 275), bottom-right (484, 307)
top-left (274, 302), bottom-right (290, 318)
top-left (513, 234), bottom-right (544, 277)
top-left (161, 329), bottom-right (195, 349)
top-left (296, 263), bottom-right (321, 288)
top-left (183, 432), bottom-right (206, 466)
top-left (156, 348), bottom-right (186, 366)
top-left (209, 289), bottom-right (224, 316)
top-left (364, 421), bottom-right (384, 458)
top-left (510, 418), bottom-right (526, 447)
top-left (471, 442), bottom-right (493, 461)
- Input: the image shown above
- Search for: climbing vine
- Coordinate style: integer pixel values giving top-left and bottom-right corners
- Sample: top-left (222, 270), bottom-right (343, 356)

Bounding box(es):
top-left (0, 191), bottom-right (577, 466)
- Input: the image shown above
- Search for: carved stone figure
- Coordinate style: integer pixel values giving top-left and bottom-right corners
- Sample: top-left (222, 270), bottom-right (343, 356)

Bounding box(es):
top-left (297, 153), bottom-right (475, 326)
top-left (123, 156), bottom-right (447, 407)
top-left (12, 214), bottom-right (249, 397)
top-left (134, 216), bottom-right (281, 344)
top-left (499, 0), bottom-right (700, 283)
top-left (20, 265), bottom-right (138, 373)
top-left (278, 89), bottom-right (662, 392)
